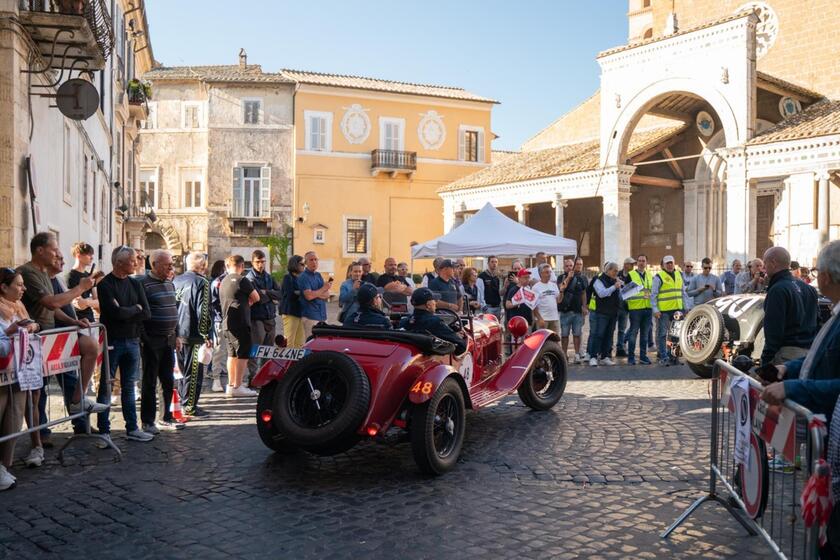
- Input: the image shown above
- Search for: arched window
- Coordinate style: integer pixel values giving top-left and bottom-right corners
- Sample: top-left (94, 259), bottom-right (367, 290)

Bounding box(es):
top-left (643, 28), bottom-right (653, 39)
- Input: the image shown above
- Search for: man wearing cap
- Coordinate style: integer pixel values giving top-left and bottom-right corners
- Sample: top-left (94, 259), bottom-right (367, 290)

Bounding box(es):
top-left (614, 257), bottom-right (635, 357)
top-left (400, 288), bottom-right (467, 355)
top-left (343, 283), bottom-right (392, 329)
top-left (625, 254), bottom-right (654, 365)
top-left (428, 259), bottom-right (462, 312)
top-left (651, 255), bottom-right (690, 366)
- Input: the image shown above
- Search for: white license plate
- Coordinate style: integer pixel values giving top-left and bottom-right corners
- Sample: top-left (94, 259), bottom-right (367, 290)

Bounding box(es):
top-left (669, 321), bottom-right (683, 337)
top-left (250, 346), bottom-right (310, 361)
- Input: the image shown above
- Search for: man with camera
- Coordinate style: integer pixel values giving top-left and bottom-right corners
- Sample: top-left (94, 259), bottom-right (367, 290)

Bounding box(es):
top-left (686, 257), bottom-right (722, 307)
top-left (735, 258), bottom-right (767, 294)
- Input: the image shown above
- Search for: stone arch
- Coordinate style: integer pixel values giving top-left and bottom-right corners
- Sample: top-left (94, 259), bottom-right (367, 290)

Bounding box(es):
top-left (604, 78), bottom-right (743, 167)
top-left (143, 231), bottom-right (166, 250)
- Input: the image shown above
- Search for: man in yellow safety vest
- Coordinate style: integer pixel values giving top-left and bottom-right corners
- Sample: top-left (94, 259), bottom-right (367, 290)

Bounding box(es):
top-left (650, 255), bottom-right (689, 366)
top-left (625, 254), bottom-right (654, 365)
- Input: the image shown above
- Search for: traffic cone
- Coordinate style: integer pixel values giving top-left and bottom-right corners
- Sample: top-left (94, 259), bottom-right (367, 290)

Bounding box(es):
top-left (171, 389), bottom-right (188, 423)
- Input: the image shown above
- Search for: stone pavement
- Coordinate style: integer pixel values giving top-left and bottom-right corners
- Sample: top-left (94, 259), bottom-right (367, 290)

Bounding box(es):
top-left (0, 363), bottom-right (775, 559)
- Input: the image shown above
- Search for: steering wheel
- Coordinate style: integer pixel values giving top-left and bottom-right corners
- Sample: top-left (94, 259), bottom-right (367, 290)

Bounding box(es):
top-left (434, 308), bottom-right (463, 332)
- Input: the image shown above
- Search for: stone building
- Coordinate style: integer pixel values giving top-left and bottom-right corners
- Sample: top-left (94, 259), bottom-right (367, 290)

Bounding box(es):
top-left (0, 0), bottom-right (153, 267)
top-left (134, 50), bottom-right (295, 266)
top-left (441, 0), bottom-right (840, 268)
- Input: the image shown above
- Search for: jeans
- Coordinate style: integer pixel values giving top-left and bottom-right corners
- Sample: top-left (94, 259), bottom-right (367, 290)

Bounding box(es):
top-left (627, 309), bottom-right (652, 360)
top-left (656, 310), bottom-right (679, 361)
top-left (97, 337), bottom-right (141, 434)
top-left (141, 335), bottom-right (175, 425)
top-left (54, 372), bottom-right (84, 433)
top-left (588, 312), bottom-right (617, 359)
top-left (560, 312), bottom-right (584, 337)
top-left (616, 307), bottom-right (629, 351)
top-left (248, 318), bottom-right (276, 379)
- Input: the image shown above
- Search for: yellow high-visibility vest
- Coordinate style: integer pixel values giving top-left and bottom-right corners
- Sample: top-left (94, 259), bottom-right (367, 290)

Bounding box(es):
top-left (656, 270), bottom-right (684, 312)
top-left (626, 269), bottom-right (653, 310)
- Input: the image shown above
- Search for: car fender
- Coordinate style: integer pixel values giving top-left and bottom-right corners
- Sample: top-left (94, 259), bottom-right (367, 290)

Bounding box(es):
top-left (251, 358), bottom-right (292, 388)
top-left (408, 362), bottom-right (471, 407)
top-left (494, 329), bottom-right (561, 392)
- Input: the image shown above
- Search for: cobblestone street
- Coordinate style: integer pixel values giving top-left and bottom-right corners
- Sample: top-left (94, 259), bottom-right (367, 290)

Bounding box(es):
top-left (0, 362), bottom-right (775, 559)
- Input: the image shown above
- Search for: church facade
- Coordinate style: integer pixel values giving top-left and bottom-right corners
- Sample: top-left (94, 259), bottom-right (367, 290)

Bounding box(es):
top-left (440, 0), bottom-right (840, 269)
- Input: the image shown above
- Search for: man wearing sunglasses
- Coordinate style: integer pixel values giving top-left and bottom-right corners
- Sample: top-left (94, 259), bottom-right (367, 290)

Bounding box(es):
top-left (686, 257), bottom-right (723, 307)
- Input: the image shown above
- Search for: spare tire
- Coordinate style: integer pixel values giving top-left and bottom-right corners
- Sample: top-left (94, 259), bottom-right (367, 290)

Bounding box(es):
top-left (680, 304), bottom-right (725, 365)
top-left (274, 351), bottom-right (370, 448)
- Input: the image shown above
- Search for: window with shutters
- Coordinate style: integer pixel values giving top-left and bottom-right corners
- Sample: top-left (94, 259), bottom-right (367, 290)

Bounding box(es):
top-left (232, 165), bottom-right (270, 218)
top-left (243, 99), bottom-right (261, 125)
top-left (182, 102), bottom-right (202, 129)
top-left (379, 117), bottom-right (405, 151)
top-left (344, 216), bottom-right (370, 256)
top-left (305, 110), bottom-right (332, 151)
top-left (139, 168), bottom-right (158, 209)
top-left (459, 126), bottom-right (485, 163)
top-left (181, 168), bottom-right (203, 208)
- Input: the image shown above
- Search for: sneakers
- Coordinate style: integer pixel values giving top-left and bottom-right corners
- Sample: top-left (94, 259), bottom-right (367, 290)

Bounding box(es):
top-left (581, 353), bottom-right (591, 361)
top-left (158, 420), bottom-right (185, 431)
top-left (95, 434), bottom-right (113, 449)
top-left (573, 353), bottom-right (582, 364)
top-left (639, 356), bottom-right (652, 365)
top-left (600, 357), bottom-right (616, 366)
top-left (615, 348), bottom-right (627, 357)
top-left (230, 385), bottom-right (257, 398)
top-left (627, 357), bottom-right (636, 365)
top-left (126, 430), bottom-right (154, 442)
top-left (588, 357), bottom-right (599, 367)
top-left (211, 378), bottom-right (225, 393)
top-left (67, 398), bottom-right (110, 414)
top-left (0, 465), bottom-right (15, 491)
top-left (142, 423), bottom-right (160, 435)
top-left (24, 446), bottom-right (44, 468)
top-left (225, 385), bottom-right (233, 397)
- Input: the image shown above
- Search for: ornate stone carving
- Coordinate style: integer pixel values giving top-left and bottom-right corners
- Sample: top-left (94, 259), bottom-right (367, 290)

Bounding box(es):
top-left (417, 110), bottom-right (446, 150)
top-left (720, 66), bottom-right (729, 84)
top-left (736, 2), bottom-right (778, 59)
top-left (778, 97), bottom-right (802, 119)
top-left (340, 104), bottom-right (371, 145)
top-left (696, 111), bottom-right (715, 137)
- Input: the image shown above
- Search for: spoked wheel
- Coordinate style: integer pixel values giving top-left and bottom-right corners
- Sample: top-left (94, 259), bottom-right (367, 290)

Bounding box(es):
top-left (255, 382), bottom-right (297, 453)
top-left (410, 378), bottom-right (466, 475)
top-left (679, 304), bottom-right (725, 367)
top-left (274, 351), bottom-right (370, 451)
top-left (517, 341), bottom-right (567, 411)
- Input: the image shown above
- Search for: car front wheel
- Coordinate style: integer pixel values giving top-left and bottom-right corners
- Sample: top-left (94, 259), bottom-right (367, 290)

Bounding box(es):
top-left (517, 341), bottom-right (567, 411)
top-left (410, 377), bottom-right (466, 475)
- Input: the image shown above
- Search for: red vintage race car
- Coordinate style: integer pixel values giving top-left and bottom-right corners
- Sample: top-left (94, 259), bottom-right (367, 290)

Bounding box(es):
top-left (251, 312), bottom-right (566, 475)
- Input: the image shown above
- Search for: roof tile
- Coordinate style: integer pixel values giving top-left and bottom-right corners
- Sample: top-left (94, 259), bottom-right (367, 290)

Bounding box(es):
top-left (748, 98), bottom-right (840, 145)
top-left (144, 64), bottom-right (295, 84)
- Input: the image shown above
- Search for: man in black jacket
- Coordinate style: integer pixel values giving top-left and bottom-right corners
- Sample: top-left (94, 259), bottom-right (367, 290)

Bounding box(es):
top-left (478, 256), bottom-right (502, 318)
top-left (246, 250), bottom-right (281, 381)
top-left (96, 246), bottom-right (152, 443)
top-left (173, 252), bottom-right (212, 416)
top-left (760, 246), bottom-right (819, 366)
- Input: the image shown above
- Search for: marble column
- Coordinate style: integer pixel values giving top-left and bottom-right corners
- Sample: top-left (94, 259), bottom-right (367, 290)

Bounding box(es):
top-left (442, 198), bottom-right (457, 233)
top-left (515, 203), bottom-right (528, 225)
top-left (601, 165), bottom-right (634, 265)
top-left (818, 170), bottom-right (831, 245)
top-left (725, 150), bottom-right (750, 263)
top-left (552, 193), bottom-right (569, 264)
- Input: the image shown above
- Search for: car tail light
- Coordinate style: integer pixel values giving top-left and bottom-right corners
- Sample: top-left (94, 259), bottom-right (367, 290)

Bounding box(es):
top-left (260, 410), bottom-right (272, 424)
top-left (366, 424), bottom-right (379, 437)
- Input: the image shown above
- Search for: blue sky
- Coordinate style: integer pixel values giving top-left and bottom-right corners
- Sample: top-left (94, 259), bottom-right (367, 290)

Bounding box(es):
top-left (145, 1), bottom-right (628, 151)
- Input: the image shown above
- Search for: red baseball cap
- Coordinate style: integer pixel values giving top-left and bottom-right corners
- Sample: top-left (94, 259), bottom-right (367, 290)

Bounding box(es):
top-left (516, 268), bottom-right (531, 278)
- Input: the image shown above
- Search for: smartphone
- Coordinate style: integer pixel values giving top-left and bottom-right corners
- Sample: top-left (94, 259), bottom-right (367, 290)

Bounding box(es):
top-left (90, 263), bottom-right (96, 275)
top-left (756, 363), bottom-right (779, 385)
top-left (328, 276), bottom-right (334, 283)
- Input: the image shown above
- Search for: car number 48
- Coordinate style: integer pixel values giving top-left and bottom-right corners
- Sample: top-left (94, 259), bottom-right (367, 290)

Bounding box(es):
top-left (411, 381), bottom-right (433, 395)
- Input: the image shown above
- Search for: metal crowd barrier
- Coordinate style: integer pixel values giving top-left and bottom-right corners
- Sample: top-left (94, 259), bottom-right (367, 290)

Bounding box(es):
top-left (662, 359), bottom-right (826, 559)
top-left (0, 323), bottom-right (120, 464)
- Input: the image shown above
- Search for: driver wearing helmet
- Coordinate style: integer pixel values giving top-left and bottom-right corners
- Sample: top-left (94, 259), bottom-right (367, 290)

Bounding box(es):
top-left (400, 287), bottom-right (467, 354)
top-left (343, 283), bottom-right (392, 329)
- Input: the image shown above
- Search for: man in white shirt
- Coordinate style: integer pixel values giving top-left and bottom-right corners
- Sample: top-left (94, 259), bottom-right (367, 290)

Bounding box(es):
top-left (532, 264), bottom-right (561, 333)
top-left (529, 252), bottom-right (557, 284)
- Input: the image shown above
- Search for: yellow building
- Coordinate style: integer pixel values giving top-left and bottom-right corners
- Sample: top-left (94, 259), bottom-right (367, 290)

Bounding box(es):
top-left (284, 69), bottom-right (496, 279)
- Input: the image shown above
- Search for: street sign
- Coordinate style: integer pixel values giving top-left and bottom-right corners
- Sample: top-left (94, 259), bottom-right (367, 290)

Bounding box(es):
top-left (56, 78), bottom-right (99, 120)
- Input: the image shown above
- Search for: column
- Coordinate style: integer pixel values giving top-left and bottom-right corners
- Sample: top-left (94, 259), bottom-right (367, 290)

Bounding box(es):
top-left (552, 193), bottom-right (567, 237)
top-left (818, 170), bottom-right (831, 245)
top-left (682, 180), bottom-right (699, 261)
top-left (515, 203), bottom-right (528, 225)
top-left (601, 166), bottom-right (633, 265)
top-left (725, 151), bottom-right (750, 263)
top-left (442, 198), bottom-right (457, 233)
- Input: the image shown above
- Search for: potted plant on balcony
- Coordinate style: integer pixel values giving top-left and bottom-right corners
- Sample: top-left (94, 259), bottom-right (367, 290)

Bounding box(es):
top-left (127, 79), bottom-right (152, 104)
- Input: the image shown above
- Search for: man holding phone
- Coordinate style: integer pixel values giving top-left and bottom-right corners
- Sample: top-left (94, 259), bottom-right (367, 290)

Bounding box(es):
top-left (299, 251), bottom-right (331, 339)
top-left (686, 257), bottom-right (722, 307)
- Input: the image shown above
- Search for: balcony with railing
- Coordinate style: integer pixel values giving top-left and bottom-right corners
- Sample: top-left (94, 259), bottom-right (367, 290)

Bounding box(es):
top-left (19, 0), bottom-right (115, 71)
top-left (370, 149), bottom-right (417, 178)
top-left (126, 80), bottom-right (149, 119)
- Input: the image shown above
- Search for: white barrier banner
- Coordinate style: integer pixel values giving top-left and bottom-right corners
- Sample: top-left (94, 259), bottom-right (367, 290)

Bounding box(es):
top-left (17, 336), bottom-right (43, 391)
top-left (731, 374), bottom-right (751, 467)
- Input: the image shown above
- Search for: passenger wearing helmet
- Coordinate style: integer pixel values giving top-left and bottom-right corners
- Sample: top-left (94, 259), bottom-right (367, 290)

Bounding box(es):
top-left (343, 283), bottom-right (392, 329)
top-left (400, 288), bottom-right (467, 355)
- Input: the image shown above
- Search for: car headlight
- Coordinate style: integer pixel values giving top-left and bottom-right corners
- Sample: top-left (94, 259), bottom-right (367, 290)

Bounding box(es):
top-left (673, 311), bottom-right (684, 321)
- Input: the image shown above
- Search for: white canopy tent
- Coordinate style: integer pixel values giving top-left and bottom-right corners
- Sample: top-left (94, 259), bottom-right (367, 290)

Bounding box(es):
top-left (412, 202), bottom-right (578, 258)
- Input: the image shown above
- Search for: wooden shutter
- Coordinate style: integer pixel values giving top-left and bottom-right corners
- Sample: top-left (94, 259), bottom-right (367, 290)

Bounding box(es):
top-left (477, 129), bottom-right (485, 163)
top-left (458, 126), bottom-right (465, 160)
top-left (260, 165), bottom-right (271, 217)
top-left (232, 166), bottom-right (242, 216)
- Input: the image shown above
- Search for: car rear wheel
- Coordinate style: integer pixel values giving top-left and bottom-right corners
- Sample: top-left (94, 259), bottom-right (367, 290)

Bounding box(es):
top-left (517, 341), bottom-right (567, 411)
top-left (256, 382), bottom-right (297, 453)
top-left (274, 351), bottom-right (370, 449)
top-left (410, 377), bottom-right (466, 475)
top-left (679, 304), bottom-right (725, 366)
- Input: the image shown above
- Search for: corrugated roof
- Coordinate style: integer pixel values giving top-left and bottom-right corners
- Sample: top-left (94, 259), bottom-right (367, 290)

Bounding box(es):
top-left (440, 124), bottom-right (686, 193)
top-left (144, 64), bottom-right (295, 84)
top-left (748, 98), bottom-right (840, 145)
top-left (280, 69), bottom-right (497, 103)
